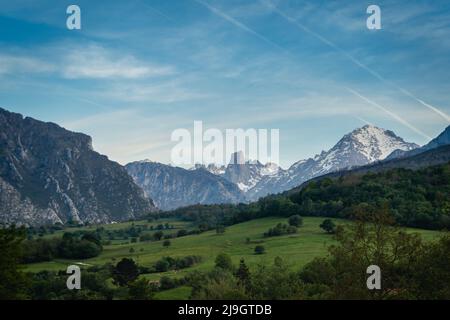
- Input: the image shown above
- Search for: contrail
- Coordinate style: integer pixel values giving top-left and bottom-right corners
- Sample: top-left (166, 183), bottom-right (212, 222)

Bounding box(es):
top-left (346, 87), bottom-right (432, 140)
top-left (193, 0), bottom-right (291, 55)
top-left (263, 0), bottom-right (450, 123)
top-left (398, 87), bottom-right (450, 122)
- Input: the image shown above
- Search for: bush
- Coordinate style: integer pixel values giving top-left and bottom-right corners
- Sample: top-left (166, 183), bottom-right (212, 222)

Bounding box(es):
top-left (264, 223), bottom-right (297, 237)
top-left (254, 245), bottom-right (266, 255)
top-left (288, 215), bottom-right (303, 227)
top-left (320, 219), bottom-right (336, 234)
top-left (215, 253), bottom-right (233, 271)
top-left (163, 240), bottom-right (171, 248)
top-left (177, 229), bottom-right (188, 237)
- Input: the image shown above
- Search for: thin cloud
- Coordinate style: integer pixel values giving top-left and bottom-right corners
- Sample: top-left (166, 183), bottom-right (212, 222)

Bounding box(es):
top-left (0, 54), bottom-right (55, 75)
top-left (62, 45), bottom-right (175, 79)
top-left (263, 0), bottom-right (450, 124)
top-left (346, 87), bottom-right (431, 140)
top-left (193, 0), bottom-right (290, 55)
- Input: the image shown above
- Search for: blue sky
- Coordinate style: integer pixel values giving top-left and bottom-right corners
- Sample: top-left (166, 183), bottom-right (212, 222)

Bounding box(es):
top-left (1, 0), bottom-right (449, 168)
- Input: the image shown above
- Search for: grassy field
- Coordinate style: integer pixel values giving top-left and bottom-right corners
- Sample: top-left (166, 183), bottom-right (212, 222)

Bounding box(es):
top-left (25, 217), bottom-right (441, 271)
top-left (23, 216), bottom-right (442, 299)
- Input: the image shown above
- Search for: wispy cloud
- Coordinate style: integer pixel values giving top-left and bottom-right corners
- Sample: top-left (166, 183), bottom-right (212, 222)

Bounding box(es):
top-left (0, 54), bottom-right (55, 75)
top-left (193, 0), bottom-right (289, 54)
top-left (346, 87), bottom-right (432, 140)
top-left (61, 45), bottom-right (175, 79)
top-left (263, 0), bottom-right (450, 124)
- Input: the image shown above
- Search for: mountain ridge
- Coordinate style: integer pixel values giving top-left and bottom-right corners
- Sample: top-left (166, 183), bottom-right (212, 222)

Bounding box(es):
top-left (0, 107), bottom-right (156, 226)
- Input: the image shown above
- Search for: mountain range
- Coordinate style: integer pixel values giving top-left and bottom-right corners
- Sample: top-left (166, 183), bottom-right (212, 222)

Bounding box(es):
top-left (126, 125), bottom-right (422, 209)
top-left (1, 106), bottom-right (449, 226)
top-left (125, 160), bottom-right (245, 210)
top-left (0, 108), bottom-right (156, 226)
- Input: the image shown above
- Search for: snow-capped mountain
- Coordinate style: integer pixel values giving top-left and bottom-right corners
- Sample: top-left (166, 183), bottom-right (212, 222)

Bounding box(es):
top-left (245, 125), bottom-right (419, 200)
top-left (222, 151), bottom-right (283, 192)
top-left (127, 125), bottom-right (419, 210)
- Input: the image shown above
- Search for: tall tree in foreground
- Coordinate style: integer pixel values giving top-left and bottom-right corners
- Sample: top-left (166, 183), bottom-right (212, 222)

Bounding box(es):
top-left (300, 203), bottom-right (428, 299)
top-left (0, 226), bottom-right (29, 299)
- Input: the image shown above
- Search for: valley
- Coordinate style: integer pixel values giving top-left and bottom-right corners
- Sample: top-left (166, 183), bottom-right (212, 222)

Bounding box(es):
top-left (22, 216), bottom-right (441, 299)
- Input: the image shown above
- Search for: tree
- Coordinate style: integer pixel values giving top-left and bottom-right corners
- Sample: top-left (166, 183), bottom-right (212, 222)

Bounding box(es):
top-left (254, 245), bottom-right (265, 255)
top-left (301, 207), bottom-right (426, 299)
top-left (216, 225), bottom-right (226, 234)
top-left (235, 259), bottom-right (250, 289)
top-left (0, 226), bottom-right (29, 299)
top-left (112, 258), bottom-right (139, 287)
top-left (320, 219), bottom-right (336, 234)
top-left (177, 229), bottom-right (188, 237)
top-left (153, 231), bottom-right (164, 241)
top-left (163, 240), bottom-right (171, 248)
top-left (127, 279), bottom-right (155, 300)
top-left (288, 215), bottom-right (303, 227)
top-left (155, 259), bottom-right (170, 272)
top-left (215, 253), bottom-right (234, 271)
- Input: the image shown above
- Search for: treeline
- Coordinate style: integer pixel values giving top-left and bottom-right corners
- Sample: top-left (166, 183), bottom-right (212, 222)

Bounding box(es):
top-left (165, 162), bottom-right (450, 230)
top-left (22, 232), bottom-right (103, 263)
top-left (290, 163), bottom-right (450, 230)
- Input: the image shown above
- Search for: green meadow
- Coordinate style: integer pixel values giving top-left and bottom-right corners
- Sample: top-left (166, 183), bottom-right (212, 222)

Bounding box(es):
top-left (24, 216), bottom-right (441, 287)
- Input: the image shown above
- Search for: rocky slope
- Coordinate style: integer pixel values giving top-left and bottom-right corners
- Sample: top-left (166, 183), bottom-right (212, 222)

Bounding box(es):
top-left (387, 125), bottom-right (450, 160)
top-left (126, 160), bottom-right (245, 210)
top-left (0, 108), bottom-right (156, 226)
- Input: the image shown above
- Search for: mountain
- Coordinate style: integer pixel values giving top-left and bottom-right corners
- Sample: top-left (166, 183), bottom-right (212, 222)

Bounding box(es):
top-left (0, 108), bottom-right (156, 226)
top-left (222, 151), bottom-right (282, 192)
top-left (125, 160), bottom-right (245, 211)
top-left (386, 125), bottom-right (450, 160)
top-left (245, 125), bottom-right (419, 200)
top-left (288, 144), bottom-right (450, 195)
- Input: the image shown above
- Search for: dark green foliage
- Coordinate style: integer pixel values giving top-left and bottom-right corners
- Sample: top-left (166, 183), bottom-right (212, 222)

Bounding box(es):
top-left (215, 253), bottom-right (234, 271)
top-left (153, 256), bottom-right (202, 273)
top-left (290, 164), bottom-right (450, 230)
top-left (112, 258), bottom-right (139, 287)
top-left (254, 245), bottom-right (265, 255)
top-left (127, 279), bottom-right (155, 300)
top-left (28, 265), bottom-right (115, 300)
top-left (264, 223), bottom-right (297, 237)
top-left (177, 229), bottom-right (188, 237)
top-left (320, 219), bottom-right (336, 234)
top-left (153, 231), bottom-right (164, 241)
top-left (298, 208), bottom-right (450, 299)
top-left (0, 226), bottom-right (29, 299)
top-left (22, 231), bottom-right (103, 263)
top-left (190, 269), bottom-right (248, 300)
top-left (288, 215), bottom-right (303, 227)
top-left (216, 225), bottom-right (226, 234)
top-left (250, 257), bottom-right (303, 299)
top-left (163, 240), bottom-right (171, 247)
top-left (235, 259), bottom-right (251, 289)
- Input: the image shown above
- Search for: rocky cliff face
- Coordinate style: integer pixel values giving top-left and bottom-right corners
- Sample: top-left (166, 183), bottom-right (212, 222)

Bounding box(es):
top-left (126, 160), bottom-right (245, 210)
top-left (0, 108), bottom-right (156, 226)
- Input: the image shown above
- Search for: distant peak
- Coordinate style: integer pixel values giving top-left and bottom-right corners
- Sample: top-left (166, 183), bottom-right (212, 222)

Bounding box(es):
top-left (229, 151), bottom-right (245, 165)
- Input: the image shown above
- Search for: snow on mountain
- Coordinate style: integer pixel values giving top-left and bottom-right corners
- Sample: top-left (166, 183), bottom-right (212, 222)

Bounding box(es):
top-left (245, 125), bottom-right (418, 201)
top-left (199, 151), bottom-right (284, 192)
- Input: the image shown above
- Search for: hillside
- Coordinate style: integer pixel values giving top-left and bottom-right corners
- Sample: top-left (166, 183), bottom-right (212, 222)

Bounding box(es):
top-left (0, 108), bottom-right (156, 226)
top-left (289, 160), bottom-right (450, 229)
top-left (125, 160), bottom-right (245, 210)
